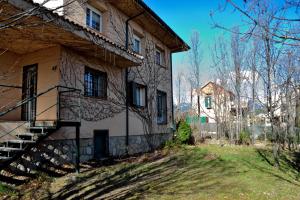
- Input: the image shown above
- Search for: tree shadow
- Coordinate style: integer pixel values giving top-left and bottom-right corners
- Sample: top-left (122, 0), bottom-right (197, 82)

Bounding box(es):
top-left (251, 149), bottom-right (300, 186)
top-left (49, 150), bottom-right (242, 200)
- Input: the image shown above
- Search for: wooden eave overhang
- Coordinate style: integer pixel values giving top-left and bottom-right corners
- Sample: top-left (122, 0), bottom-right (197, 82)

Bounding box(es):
top-left (110, 0), bottom-right (190, 53)
top-left (1, 0), bottom-right (143, 68)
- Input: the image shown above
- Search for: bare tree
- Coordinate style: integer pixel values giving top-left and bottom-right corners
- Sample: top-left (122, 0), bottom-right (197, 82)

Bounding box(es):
top-left (189, 31), bottom-right (203, 136)
top-left (230, 28), bottom-right (245, 141)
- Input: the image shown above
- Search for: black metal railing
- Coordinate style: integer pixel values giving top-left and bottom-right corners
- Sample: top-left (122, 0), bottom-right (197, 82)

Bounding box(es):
top-left (0, 85), bottom-right (81, 141)
top-left (0, 85), bottom-right (81, 122)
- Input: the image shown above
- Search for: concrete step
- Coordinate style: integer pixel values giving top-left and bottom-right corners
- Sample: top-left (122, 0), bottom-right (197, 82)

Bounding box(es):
top-left (0, 147), bottom-right (23, 152)
top-left (0, 147), bottom-right (23, 158)
top-left (7, 140), bottom-right (36, 144)
top-left (0, 156), bottom-right (11, 160)
top-left (16, 133), bottom-right (38, 141)
top-left (6, 140), bottom-right (36, 149)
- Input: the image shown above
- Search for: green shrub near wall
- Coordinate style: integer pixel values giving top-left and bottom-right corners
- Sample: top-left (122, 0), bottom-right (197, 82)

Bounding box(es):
top-left (176, 120), bottom-right (192, 144)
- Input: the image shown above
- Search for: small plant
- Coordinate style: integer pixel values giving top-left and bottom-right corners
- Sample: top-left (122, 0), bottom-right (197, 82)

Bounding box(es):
top-left (239, 129), bottom-right (251, 145)
top-left (164, 140), bottom-right (177, 148)
top-left (176, 120), bottom-right (192, 144)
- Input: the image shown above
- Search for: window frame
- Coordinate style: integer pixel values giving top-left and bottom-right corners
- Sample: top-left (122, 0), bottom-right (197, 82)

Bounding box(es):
top-left (157, 90), bottom-right (167, 125)
top-left (204, 96), bottom-right (212, 109)
top-left (129, 81), bottom-right (147, 108)
top-left (155, 49), bottom-right (162, 65)
top-left (86, 5), bottom-right (103, 32)
top-left (155, 47), bottom-right (165, 67)
top-left (132, 34), bottom-right (142, 54)
top-left (84, 66), bottom-right (107, 99)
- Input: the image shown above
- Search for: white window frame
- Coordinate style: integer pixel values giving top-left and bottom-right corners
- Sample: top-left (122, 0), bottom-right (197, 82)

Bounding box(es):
top-left (134, 85), bottom-right (146, 107)
top-left (133, 34), bottom-right (141, 54)
top-left (86, 5), bottom-right (103, 32)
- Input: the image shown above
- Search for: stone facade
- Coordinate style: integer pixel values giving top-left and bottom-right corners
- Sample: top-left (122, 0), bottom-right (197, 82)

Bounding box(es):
top-left (110, 133), bottom-right (173, 157)
top-left (35, 133), bottom-right (173, 164)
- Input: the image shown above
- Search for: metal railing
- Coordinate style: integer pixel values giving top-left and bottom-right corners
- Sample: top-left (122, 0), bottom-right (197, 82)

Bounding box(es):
top-left (0, 85), bottom-right (81, 122)
top-left (0, 85), bottom-right (81, 141)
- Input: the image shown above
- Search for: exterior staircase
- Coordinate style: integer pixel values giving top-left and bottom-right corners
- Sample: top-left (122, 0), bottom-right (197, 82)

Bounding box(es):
top-left (0, 85), bottom-right (81, 176)
top-left (0, 124), bottom-right (57, 168)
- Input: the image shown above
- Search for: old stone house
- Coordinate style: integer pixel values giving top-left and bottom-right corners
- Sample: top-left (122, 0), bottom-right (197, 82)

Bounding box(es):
top-left (0, 0), bottom-right (189, 167)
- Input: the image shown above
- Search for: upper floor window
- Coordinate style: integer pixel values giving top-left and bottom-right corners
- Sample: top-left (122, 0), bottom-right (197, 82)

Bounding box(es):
top-left (129, 82), bottom-right (146, 107)
top-left (157, 90), bottom-right (167, 124)
top-left (205, 96), bottom-right (212, 109)
top-left (84, 67), bottom-right (107, 98)
top-left (155, 48), bottom-right (165, 66)
top-left (86, 5), bottom-right (102, 32)
top-left (133, 35), bottom-right (141, 54)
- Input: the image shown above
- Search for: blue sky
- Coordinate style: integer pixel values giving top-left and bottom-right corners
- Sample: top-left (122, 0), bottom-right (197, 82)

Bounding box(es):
top-left (143, 0), bottom-right (243, 83)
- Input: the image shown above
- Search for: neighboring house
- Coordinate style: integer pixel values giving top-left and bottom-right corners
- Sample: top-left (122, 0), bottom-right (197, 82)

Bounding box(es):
top-left (0, 0), bottom-right (189, 166)
top-left (193, 82), bottom-right (235, 125)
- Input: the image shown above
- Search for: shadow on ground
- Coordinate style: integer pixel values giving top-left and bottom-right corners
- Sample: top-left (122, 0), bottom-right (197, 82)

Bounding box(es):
top-left (46, 148), bottom-right (242, 200)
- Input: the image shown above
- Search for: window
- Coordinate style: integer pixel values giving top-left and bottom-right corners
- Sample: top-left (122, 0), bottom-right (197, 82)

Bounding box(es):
top-left (155, 49), bottom-right (161, 65)
top-left (86, 5), bottom-right (102, 32)
top-left (129, 82), bottom-right (146, 107)
top-left (157, 90), bottom-right (167, 124)
top-left (155, 48), bottom-right (165, 66)
top-left (132, 35), bottom-right (141, 54)
top-left (205, 96), bottom-right (212, 109)
top-left (84, 67), bottom-right (107, 98)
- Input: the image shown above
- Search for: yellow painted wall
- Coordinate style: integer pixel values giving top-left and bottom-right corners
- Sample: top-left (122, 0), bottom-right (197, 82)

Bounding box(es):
top-left (0, 46), bottom-right (60, 121)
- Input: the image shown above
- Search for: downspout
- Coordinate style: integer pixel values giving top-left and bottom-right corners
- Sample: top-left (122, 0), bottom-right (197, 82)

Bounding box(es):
top-left (125, 11), bottom-right (144, 154)
top-left (170, 52), bottom-right (175, 139)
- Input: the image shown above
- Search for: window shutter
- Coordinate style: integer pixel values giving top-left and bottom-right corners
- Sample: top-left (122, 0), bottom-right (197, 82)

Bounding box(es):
top-left (132, 82), bottom-right (137, 106)
top-left (145, 86), bottom-right (148, 107)
top-left (127, 82), bottom-right (133, 106)
top-left (103, 72), bottom-right (108, 98)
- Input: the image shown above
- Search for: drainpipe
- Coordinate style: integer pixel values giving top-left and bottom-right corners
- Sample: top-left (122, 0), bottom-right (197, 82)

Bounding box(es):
top-left (125, 12), bottom-right (145, 154)
top-left (170, 52), bottom-right (175, 138)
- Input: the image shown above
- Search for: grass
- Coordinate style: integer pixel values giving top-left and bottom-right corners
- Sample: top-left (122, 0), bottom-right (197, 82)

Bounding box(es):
top-left (2, 145), bottom-right (300, 200)
top-left (0, 183), bottom-right (17, 197)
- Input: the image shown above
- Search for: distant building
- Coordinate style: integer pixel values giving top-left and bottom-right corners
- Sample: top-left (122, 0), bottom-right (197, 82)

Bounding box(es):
top-left (191, 81), bottom-right (235, 125)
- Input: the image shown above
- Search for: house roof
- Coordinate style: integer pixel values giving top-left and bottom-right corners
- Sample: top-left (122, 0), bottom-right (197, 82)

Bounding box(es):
top-left (200, 81), bottom-right (235, 97)
top-left (2, 0), bottom-right (143, 67)
top-left (110, 0), bottom-right (190, 53)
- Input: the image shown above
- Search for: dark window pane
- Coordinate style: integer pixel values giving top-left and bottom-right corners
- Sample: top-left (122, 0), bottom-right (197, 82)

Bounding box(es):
top-left (84, 67), bottom-right (107, 98)
top-left (157, 90), bottom-right (167, 124)
top-left (92, 11), bottom-right (101, 31)
top-left (86, 8), bottom-right (90, 26)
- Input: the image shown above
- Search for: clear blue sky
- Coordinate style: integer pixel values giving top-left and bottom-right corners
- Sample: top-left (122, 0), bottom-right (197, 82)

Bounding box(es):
top-left (143, 0), bottom-right (244, 83)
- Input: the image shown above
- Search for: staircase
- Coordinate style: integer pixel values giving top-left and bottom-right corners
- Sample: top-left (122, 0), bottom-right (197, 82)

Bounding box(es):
top-left (0, 124), bottom-right (58, 167)
top-left (0, 85), bottom-right (81, 173)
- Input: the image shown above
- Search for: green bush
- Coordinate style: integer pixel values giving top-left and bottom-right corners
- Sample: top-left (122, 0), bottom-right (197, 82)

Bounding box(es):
top-left (239, 130), bottom-right (251, 145)
top-left (176, 120), bottom-right (192, 144)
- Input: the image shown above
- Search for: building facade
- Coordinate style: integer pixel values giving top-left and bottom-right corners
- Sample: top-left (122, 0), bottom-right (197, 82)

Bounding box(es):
top-left (0, 0), bottom-right (189, 164)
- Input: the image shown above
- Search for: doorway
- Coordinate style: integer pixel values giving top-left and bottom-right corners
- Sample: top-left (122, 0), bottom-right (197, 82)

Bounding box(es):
top-left (94, 130), bottom-right (109, 159)
top-left (21, 64), bottom-right (37, 121)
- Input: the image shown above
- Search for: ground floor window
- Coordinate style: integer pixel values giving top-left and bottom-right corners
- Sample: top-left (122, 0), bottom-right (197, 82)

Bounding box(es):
top-left (157, 90), bottom-right (167, 124)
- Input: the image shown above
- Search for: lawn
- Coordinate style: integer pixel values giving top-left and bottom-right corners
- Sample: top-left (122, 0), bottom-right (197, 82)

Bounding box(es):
top-left (2, 145), bottom-right (300, 200)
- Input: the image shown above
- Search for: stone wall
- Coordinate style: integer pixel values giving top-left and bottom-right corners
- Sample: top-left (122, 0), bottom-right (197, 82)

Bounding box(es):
top-left (12, 132), bottom-right (173, 172)
top-left (110, 133), bottom-right (173, 157)
top-left (43, 132), bottom-right (172, 163)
